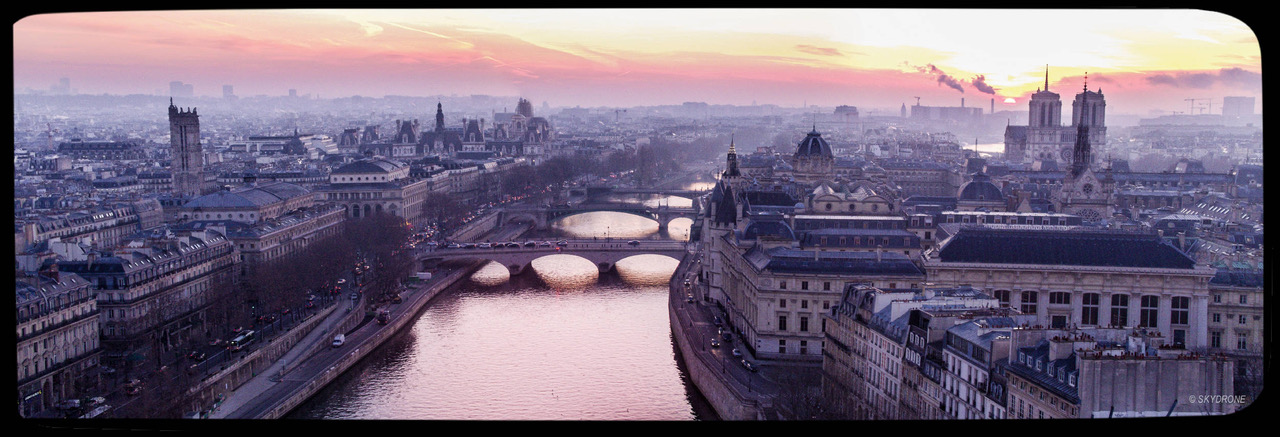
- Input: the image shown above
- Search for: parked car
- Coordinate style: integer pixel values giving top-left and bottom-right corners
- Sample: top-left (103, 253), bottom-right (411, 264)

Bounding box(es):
top-left (125, 379), bottom-right (143, 396)
top-left (713, 316), bottom-right (723, 326)
top-left (524, 241), bottom-right (537, 247)
top-left (732, 348), bottom-right (743, 357)
top-left (478, 243), bottom-right (492, 249)
top-left (741, 359), bottom-right (758, 372)
top-left (627, 240), bottom-right (640, 246)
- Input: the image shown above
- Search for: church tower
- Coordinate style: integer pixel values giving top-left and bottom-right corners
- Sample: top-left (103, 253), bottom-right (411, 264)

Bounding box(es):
top-left (1071, 73), bottom-right (1107, 156)
top-left (169, 98), bottom-right (203, 197)
top-left (1025, 65), bottom-right (1064, 163)
top-left (1056, 122), bottom-right (1113, 222)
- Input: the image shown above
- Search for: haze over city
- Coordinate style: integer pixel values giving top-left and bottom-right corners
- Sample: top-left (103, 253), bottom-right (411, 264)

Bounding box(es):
top-left (13, 9), bottom-right (1262, 115)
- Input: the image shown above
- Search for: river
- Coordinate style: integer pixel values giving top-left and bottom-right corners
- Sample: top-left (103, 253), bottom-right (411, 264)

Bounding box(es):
top-left (287, 196), bottom-right (717, 420)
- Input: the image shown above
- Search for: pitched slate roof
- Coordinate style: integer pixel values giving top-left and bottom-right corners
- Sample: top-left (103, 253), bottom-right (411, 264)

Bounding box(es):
top-left (937, 228), bottom-right (1197, 269)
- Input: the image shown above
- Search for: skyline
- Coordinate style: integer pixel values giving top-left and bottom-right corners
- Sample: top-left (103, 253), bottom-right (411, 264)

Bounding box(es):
top-left (14, 8), bottom-right (1262, 115)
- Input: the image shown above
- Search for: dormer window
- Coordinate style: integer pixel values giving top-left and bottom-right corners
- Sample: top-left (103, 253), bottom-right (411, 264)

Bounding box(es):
top-left (1068, 374), bottom-right (1076, 387)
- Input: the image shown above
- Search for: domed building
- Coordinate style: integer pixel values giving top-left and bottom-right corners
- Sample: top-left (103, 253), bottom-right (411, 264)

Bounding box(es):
top-left (957, 172), bottom-right (1007, 211)
top-left (791, 127), bottom-right (834, 185)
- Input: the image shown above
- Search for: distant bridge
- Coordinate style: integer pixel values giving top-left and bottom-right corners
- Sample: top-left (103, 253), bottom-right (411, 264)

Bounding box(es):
top-left (566, 185), bottom-right (712, 200)
top-left (416, 239), bottom-right (689, 274)
top-left (499, 202), bottom-right (699, 231)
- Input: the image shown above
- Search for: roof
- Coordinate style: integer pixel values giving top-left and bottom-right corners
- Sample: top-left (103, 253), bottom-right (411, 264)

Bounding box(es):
top-left (958, 173), bottom-right (1004, 201)
top-left (937, 227), bottom-right (1198, 269)
top-left (330, 158), bottom-right (406, 175)
top-left (794, 129), bottom-right (832, 158)
top-left (182, 182), bottom-right (310, 209)
top-left (749, 247), bottom-right (925, 276)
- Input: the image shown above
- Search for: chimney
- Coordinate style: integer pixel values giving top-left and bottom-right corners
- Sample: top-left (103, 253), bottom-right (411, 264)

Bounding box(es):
top-left (991, 98), bottom-right (995, 114)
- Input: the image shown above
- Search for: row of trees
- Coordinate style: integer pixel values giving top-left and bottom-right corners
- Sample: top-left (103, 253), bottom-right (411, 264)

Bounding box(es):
top-left (133, 212), bottom-right (415, 418)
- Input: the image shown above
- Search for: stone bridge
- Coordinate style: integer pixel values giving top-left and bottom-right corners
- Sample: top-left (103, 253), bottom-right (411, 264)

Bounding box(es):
top-left (416, 239), bottom-right (688, 275)
top-left (499, 202), bottom-right (699, 231)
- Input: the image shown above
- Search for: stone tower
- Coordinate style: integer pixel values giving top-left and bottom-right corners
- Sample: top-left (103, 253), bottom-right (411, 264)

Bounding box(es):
top-left (169, 98), bottom-right (203, 197)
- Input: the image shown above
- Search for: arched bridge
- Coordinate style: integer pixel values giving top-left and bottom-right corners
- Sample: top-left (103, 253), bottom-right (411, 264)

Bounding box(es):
top-left (416, 239), bottom-right (688, 275)
top-left (499, 202), bottom-right (699, 231)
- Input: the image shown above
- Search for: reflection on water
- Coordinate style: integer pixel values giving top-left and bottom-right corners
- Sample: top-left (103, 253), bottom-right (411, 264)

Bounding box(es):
top-left (286, 208), bottom-right (717, 420)
top-left (552, 211), bottom-right (658, 239)
top-left (684, 181), bottom-right (716, 191)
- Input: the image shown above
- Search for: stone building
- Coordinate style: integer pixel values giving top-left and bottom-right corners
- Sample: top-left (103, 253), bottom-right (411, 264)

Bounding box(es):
top-left (319, 158), bottom-right (431, 223)
top-left (56, 228), bottom-right (237, 372)
top-left (1002, 326), bottom-right (1235, 418)
top-left (16, 269), bottom-right (100, 418)
top-left (925, 227), bottom-right (1217, 348)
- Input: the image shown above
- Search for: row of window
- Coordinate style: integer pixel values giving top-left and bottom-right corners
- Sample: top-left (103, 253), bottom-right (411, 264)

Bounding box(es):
top-left (994, 291), bottom-right (1190, 327)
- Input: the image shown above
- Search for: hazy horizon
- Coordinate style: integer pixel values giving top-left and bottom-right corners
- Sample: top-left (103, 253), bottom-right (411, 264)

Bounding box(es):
top-left (14, 9), bottom-right (1263, 116)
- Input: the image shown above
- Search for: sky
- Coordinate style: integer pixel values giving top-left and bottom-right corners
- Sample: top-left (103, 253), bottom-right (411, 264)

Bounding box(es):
top-left (12, 9), bottom-right (1263, 115)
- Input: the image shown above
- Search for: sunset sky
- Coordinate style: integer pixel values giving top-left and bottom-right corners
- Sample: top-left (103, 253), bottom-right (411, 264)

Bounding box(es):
top-left (13, 9), bottom-right (1262, 115)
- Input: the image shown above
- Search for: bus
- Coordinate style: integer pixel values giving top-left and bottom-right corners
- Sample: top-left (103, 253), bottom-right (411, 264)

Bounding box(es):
top-left (228, 330), bottom-right (256, 351)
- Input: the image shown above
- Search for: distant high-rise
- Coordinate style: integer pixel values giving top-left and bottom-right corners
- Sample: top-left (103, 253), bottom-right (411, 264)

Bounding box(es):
top-left (169, 98), bottom-right (204, 197)
top-left (289, 89), bottom-right (297, 98)
top-left (1221, 96), bottom-right (1256, 118)
top-left (223, 84), bottom-right (235, 99)
top-left (169, 81), bottom-right (194, 98)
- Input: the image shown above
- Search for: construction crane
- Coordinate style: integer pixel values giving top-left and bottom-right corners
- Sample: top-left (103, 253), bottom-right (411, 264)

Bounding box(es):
top-left (913, 96), bottom-right (921, 106)
top-left (1185, 98), bottom-right (1210, 115)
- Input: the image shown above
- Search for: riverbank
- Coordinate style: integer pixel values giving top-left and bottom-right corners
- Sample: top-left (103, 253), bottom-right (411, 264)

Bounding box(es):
top-left (211, 261), bottom-right (479, 418)
top-left (668, 250), bottom-right (776, 420)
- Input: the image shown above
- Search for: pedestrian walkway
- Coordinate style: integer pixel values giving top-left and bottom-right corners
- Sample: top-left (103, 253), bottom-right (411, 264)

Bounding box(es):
top-left (208, 298), bottom-right (355, 419)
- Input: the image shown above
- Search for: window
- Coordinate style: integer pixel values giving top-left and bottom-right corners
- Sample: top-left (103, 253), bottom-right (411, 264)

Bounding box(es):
top-left (1139, 295), bottom-right (1159, 328)
top-left (801, 300), bottom-right (808, 309)
top-left (800, 317), bottom-right (809, 332)
top-left (1081, 293), bottom-right (1099, 325)
top-left (824, 282), bottom-right (831, 291)
top-left (1237, 334), bottom-right (1247, 350)
top-left (1111, 295), bottom-right (1129, 327)
top-left (994, 290), bottom-right (1011, 307)
top-left (1171, 297), bottom-right (1189, 325)
top-left (1239, 315), bottom-right (1247, 325)
top-left (779, 316), bottom-right (788, 331)
top-left (823, 301), bottom-right (830, 310)
top-left (1213, 313), bottom-right (1221, 323)
top-left (1213, 294), bottom-right (1222, 303)
top-left (1051, 315), bottom-right (1067, 329)
top-left (1211, 331), bottom-right (1222, 348)
top-left (780, 281), bottom-right (787, 290)
top-left (1021, 291), bottom-right (1038, 314)
top-left (801, 281), bottom-right (809, 290)
top-left (779, 339), bottom-right (787, 354)
top-left (800, 340), bottom-right (808, 355)
top-left (1240, 294), bottom-right (1248, 304)
top-left (779, 299), bottom-right (786, 308)
top-left (1049, 292), bottom-right (1071, 305)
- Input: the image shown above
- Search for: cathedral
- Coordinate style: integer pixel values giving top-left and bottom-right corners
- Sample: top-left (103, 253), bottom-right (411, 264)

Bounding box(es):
top-left (1003, 67), bottom-right (1107, 166)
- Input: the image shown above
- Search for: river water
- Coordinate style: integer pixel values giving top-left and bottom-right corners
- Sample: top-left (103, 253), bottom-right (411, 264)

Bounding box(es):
top-left (287, 197), bottom-right (717, 420)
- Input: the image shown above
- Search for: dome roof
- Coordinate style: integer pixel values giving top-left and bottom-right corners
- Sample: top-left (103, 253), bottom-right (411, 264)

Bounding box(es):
top-left (794, 128), bottom-right (832, 159)
top-left (958, 173), bottom-right (1004, 202)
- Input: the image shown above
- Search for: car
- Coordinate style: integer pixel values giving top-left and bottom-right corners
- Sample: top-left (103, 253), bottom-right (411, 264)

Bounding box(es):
top-left (332, 334), bottom-right (345, 348)
top-left (124, 379), bottom-right (143, 395)
top-left (305, 301), bottom-right (315, 309)
top-left (187, 350), bottom-right (207, 361)
top-left (627, 240), bottom-right (640, 246)
top-left (391, 294), bottom-right (402, 304)
top-left (524, 241), bottom-right (537, 247)
top-left (710, 338), bottom-right (720, 348)
top-left (686, 295), bottom-right (695, 303)
top-left (741, 359), bottom-right (758, 372)
top-left (732, 348), bottom-right (743, 357)
top-left (350, 292), bottom-right (359, 300)
top-left (556, 240), bottom-right (568, 247)
top-left (539, 241), bottom-right (552, 247)
top-left (713, 316), bottom-right (723, 326)
top-left (506, 242), bottom-right (521, 248)
top-left (208, 338), bottom-right (225, 347)
top-left (337, 279), bottom-right (346, 285)
top-left (723, 332), bottom-right (733, 342)
top-left (463, 243), bottom-right (476, 249)
top-left (478, 243), bottom-right (492, 248)
top-left (281, 308), bottom-right (291, 316)
top-left (231, 326), bottom-right (244, 334)
top-left (446, 243), bottom-right (460, 249)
